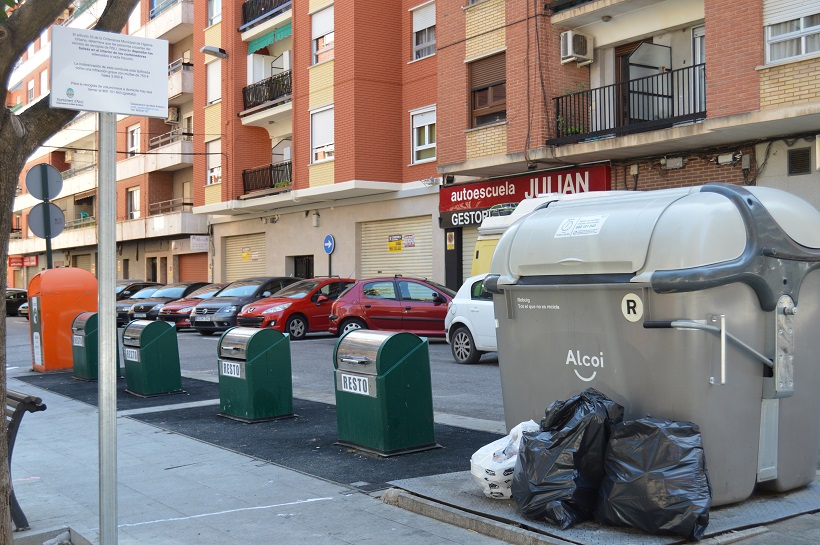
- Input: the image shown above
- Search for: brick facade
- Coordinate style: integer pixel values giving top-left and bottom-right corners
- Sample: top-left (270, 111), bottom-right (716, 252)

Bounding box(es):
top-left (760, 57), bottom-right (820, 108)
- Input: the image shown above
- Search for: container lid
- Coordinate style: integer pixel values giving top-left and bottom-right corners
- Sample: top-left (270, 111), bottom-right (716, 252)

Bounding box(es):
top-left (336, 330), bottom-right (395, 375)
top-left (218, 327), bottom-right (258, 359)
top-left (122, 320), bottom-right (152, 344)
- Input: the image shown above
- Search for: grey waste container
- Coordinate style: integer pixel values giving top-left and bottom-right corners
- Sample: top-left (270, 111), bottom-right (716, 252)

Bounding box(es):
top-left (485, 183), bottom-right (820, 506)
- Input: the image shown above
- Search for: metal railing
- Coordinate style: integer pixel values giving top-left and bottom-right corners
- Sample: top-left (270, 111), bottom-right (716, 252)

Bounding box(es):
top-left (242, 70), bottom-right (292, 111)
top-left (149, 127), bottom-right (191, 149)
top-left (10, 228), bottom-right (22, 239)
top-left (545, 0), bottom-right (595, 13)
top-left (548, 64), bottom-right (706, 145)
top-left (148, 198), bottom-right (193, 215)
top-left (150, 0), bottom-right (185, 19)
top-left (9, 103), bottom-right (22, 113)
top-left (240, 0), bottom-right (292, 32)
top-left (242, 161), bottom-right (292, 194)
top-left (64, 215), bottom-right (97, 230)
top-left (61, 162), bottom-right (97, 180)
top-left (168, 58), bottom-right (193, 75)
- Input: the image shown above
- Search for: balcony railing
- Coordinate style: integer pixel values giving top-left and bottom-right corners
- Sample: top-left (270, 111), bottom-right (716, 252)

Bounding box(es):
top-left (168, 57), bottom-right (193, 75)
top-left (242, 161), bottom-right (292, 194)
top-left (148, 198), bottom-right (193, 215)
top-left (240, 0), bottom-right (292, 32)
top-left (548, 64), bottom-right (706, 145)
top-left (65, 215), bottom-right (96, 230)
top-left (61, 162), bottom-right (97, 180)
top-left (545, 0), bottom-right (595, 13)
top-left (149, 127), bottom-right (191, 150)
top-left (10, 228), bottom-right (22, 239)
top-left (242, 70), bottom-right (292, 111)
top-left (150, 0), bottom-right (181, 19)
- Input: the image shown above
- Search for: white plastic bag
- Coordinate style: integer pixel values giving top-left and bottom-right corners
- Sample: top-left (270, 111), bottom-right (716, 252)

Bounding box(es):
top-left (470, 420), bottom-right (539, 499)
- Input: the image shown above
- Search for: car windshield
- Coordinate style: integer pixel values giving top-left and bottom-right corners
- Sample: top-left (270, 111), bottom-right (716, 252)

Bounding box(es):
top-left (271, 280), bottom-right (322, 299)
top-left (191, 284), bottom-right (225, 299)
top-left (115, 285), bottom-right (128, 294)
top-left (216, 280), bottom-right (261, 297)
top-left (131, 287), bottom-right (160, 299)
top-left (426, 280), bottom-right (457, 298)
top-left (150, 286), bottom-right (188, 299)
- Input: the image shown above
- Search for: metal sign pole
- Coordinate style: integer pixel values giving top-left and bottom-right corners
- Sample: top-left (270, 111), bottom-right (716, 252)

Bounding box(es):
top-left (98, 111), bottom-right (118, 545)
top-left (38, 164), bottom-right (54, 269)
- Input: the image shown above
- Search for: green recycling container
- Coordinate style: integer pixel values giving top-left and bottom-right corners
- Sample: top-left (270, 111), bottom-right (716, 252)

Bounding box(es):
top-left (333, 330), bottom-right (436, 456)
top-left (71, 312), bottom-right (122, 381)
top-left (217, 327), bottom-right (293, 422)
top-left (121, 320), bottom-right (182, 396)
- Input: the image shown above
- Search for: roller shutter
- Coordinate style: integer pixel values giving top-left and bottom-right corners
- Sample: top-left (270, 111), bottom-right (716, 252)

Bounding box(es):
top-left (461, 226), bottom-right (479, 283)
top-left (73, 254), bottom-right (92, 272)
top-left (360, 216), bottom-right (432, 279)
top-left (223, 233), bottom-right (266, 281)
top-left (13, 269), bottom-right (24, 289)
top-left (178, 252), bottom-right (209, 282)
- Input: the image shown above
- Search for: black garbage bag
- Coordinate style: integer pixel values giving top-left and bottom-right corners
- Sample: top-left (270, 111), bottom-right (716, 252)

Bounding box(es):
top-left (594, 416), bottom-right (711, 541)
top-left (511, 388), bottom-right (624, 529)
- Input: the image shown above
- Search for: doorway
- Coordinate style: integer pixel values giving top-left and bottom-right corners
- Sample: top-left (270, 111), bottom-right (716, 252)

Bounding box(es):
top-left (294, 255), bottom-right (314, 279)
top-left (147, 257), bottom-right (158, 282)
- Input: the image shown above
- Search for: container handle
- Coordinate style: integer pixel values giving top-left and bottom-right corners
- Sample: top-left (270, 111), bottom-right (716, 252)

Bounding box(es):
top-left (340, 357), bottom-right (371, 365)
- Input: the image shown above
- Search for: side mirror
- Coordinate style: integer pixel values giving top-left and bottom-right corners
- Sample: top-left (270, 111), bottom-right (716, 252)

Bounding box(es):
top-left (316, 295), bottom-right (329, 305)
top-left (432, 292), bottom-right (446, 304)
top-left (262, 291), bottom-right (271, 297)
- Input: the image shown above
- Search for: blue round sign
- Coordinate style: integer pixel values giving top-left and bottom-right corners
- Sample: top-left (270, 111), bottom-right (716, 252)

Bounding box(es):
top-left (323, 234), bottom-right (335, 255)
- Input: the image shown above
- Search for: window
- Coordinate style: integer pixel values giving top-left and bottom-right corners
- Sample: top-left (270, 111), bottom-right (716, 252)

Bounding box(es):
top-left (787, 148), bottom-right (811, 175)
top-left (312, 5), bottom-right (334, 64)
top-left (766, 12), bottom-right (820, 62)
top-left (411, 107), bottom-right (436, 163)
top-left (362, 281), bottom-right (397, 300)
top-left (470, 53), bottom-right (506, 127)
top-left (398, 281), bottom-right (439, 302)
top-left (27, 42), bottom-right (34, 59)
top-left (207, 140), bottom-right (222, 185)
top-left (127, 124), bottom-right (140, 157)
top-left (40, 29), bottom-right (48, 48)
top-left (206, 60), bottom-right (222, 104)
top-left (127, 6), bottom-right (140, 34)
top-left (208, 0), bottom-right (222, 26)
top-left (311, 107), bottom-right (334, 163)
top-left (471, 279), bottom-right (492, 300)
top-left (27, 80), bottom-right (34, 103)
top-left (127, 188), bottom-right (140, 220)
top-left (412, 2), bottom-right (436, 60)
top-left (40, 69), bottom-right (48, 95)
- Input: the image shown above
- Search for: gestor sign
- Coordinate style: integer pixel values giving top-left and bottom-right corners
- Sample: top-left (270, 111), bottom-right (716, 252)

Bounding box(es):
top-left (439, 164), bottom-right (611, 228)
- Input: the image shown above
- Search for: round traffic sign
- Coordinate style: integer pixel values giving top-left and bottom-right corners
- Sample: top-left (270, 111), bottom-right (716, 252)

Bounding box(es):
top-left (25, 164), bottom-right (64, 201)
top-left (28, 202), bottom-right (66, 239)
top-left (323, 234), bottom-right (335, 255)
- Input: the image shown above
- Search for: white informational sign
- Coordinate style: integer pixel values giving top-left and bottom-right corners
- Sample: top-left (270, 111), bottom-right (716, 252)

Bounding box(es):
top-left (50, 26), bottom-right (168, 118)
top-left (190, 235), bottom-right (209, 252)
top-left (554, 215), bottom-right (609, 238)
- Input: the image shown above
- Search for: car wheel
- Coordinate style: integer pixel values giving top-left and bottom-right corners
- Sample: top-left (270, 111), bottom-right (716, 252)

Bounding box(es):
top-left (340, 318), bottom-right (366, 335)
top-left (286, 315), bottom-right (308, 340)
top-left (197, 330), bottom-right (215, 336)
top-left (451, 326), bottom-right (482, 364)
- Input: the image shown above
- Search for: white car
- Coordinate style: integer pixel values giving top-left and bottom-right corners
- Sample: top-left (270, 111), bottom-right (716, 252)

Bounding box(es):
top-left (444, 274), bottom-right (497, 364)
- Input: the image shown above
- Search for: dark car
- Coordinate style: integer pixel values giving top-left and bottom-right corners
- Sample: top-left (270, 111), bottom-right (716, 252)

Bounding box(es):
top-left (115, 285), bottom-right (164, 326)
top-left (237, 277), bottom-right (355, 339)
top-left (116, 280), bottom-right (163, 300)
top-left (190, 276), bottom-right (301, 336)
top-left (328, 276), bottom-right (455, 337)
top-left (127, 282), bottom-right (210, 322)
top-left (5, 288), bottom-right (28, 316)
top-left (157, 283), bottom-right (228, 330)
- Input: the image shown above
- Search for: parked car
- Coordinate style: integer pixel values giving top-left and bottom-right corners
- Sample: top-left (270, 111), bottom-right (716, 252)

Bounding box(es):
top-left (190, 276), bottom-right (301, 336)
top-left (157, 283), bottom-right (228, 330)
top-left (127, 282), bottom-right (210, 322)
top-left (328, 276), bottom-right (455, 337)
top-left (17, 302), bottom-right (29, 320)
top-left (5, 288), bottom-right (28, 316)
top-left (116, 280), bottom-right (162, 300)
top-left (444, 274), bottom-right (497, 364)
top-left (115, 285), bottom-right (164, 326)
top-left (237, 277), bottom-right (355, 339)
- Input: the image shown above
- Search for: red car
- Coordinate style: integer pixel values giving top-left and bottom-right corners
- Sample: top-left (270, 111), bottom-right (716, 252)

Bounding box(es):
top-left (236, 277), bottom-right (355, 339)
top-left (157, 283), bottom-right (227, 329)
top-left (328, 276), bottom-right (455, 337)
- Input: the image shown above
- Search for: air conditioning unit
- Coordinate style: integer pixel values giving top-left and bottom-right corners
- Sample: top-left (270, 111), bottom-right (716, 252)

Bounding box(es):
top-left (560, 31), bottom-right (593, 66)
top-left (165, 107), bottom-right (179, 124)
top-left (64, 150), bottom-right (74, 163)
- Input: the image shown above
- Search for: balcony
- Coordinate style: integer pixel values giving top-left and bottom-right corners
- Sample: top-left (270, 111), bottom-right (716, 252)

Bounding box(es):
top-left (241, 161), bottom-right (292, 198)
top-left (168, 58), bottom-right (193, 106)
top-left (240, 0), bottom-right (292, 33)
top-left (64, 214), bottom-right (97, 231)
top-left (144, 0), bottom-right (193, 43)
top-left (148, 198), bottom-right (193, 215)
top-left (239, 71), bottom-right (293, 138)
top-left (547, 0), bottom-right (669, 28)
top-left (547, 64), bottom-right (706, 145)
top-left (146, 128), bottom-right (194, 172)
top-left (118, 203), bottom-right (208, 241)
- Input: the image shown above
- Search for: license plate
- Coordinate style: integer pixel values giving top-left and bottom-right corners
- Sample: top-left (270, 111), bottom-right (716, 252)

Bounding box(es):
top-left (196, 315), bottom-right (211, 322)
top-left (73, 334), bottom-right (84, 347)
top-left (339, 373), bottom-right (372, 397)
top-left (134, 313), bottom-right (147, 318)
top-left (124, 347), bottom-right (139, 362)
top-left (221, 360), bottom-right (242, 378)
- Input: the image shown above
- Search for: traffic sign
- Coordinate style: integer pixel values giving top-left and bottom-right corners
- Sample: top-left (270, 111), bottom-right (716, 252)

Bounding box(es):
top-left (323, 234), bottom-right (335, 255)
top-left (28, 202), bottom-right (66, 239)
top-left (25, 164), bottom-right (63, 201)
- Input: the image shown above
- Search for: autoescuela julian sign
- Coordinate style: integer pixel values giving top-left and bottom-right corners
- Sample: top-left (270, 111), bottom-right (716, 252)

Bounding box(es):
top-left (50, 26), bottom-right (168, 118)
top-left (439, 164), bottom-right (611, 228)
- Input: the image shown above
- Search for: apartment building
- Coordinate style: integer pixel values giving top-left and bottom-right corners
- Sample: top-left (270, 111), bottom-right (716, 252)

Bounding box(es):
top-left (436, 0), bottom-right (820, 288)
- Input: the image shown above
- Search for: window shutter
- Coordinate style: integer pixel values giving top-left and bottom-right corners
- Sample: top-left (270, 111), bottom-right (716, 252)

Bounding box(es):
top-left (413, 109), bottom-right (436, 128)
top-left (312, 5), bottom-right (334, 39)
top-left (207, 139), bottom-right (222, 171)
top-left (764, 1), bottom-right (819, 25)
top-left (413, 2), bottom-right (436, 33)
top-left (206, 60), bottom-right (222, 103)
top-left (471, 53), bottom-right (505, 90)
top-left (311, 108), bottom-right (335, 148)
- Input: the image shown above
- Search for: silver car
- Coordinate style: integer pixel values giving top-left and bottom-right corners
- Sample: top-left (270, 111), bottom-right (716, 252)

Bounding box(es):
top-left (444, 274), bottom-right (497, 364)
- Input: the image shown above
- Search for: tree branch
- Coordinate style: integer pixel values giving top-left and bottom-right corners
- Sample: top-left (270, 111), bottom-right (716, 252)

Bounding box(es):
top-left (0, 0), bottom-right (73, 82)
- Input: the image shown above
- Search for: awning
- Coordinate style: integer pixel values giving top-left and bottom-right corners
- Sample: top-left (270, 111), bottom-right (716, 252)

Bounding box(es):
top-left (248, 23), bottom-right (292, 55)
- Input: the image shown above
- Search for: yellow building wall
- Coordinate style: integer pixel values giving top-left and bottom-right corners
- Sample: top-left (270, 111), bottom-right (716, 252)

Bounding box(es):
top-left (308, 161), bottom-right (334, 188)
top-left (466, 124), bottom-right (507, 159)
top-left (465, 0), bottom-right (506, 60)
top-left (760, 58), bottom-right (820, 108)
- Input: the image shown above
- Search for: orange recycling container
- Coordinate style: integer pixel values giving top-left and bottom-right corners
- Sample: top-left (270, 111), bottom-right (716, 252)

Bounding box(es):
top-left (28, 268), bottom-right (98, 372)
